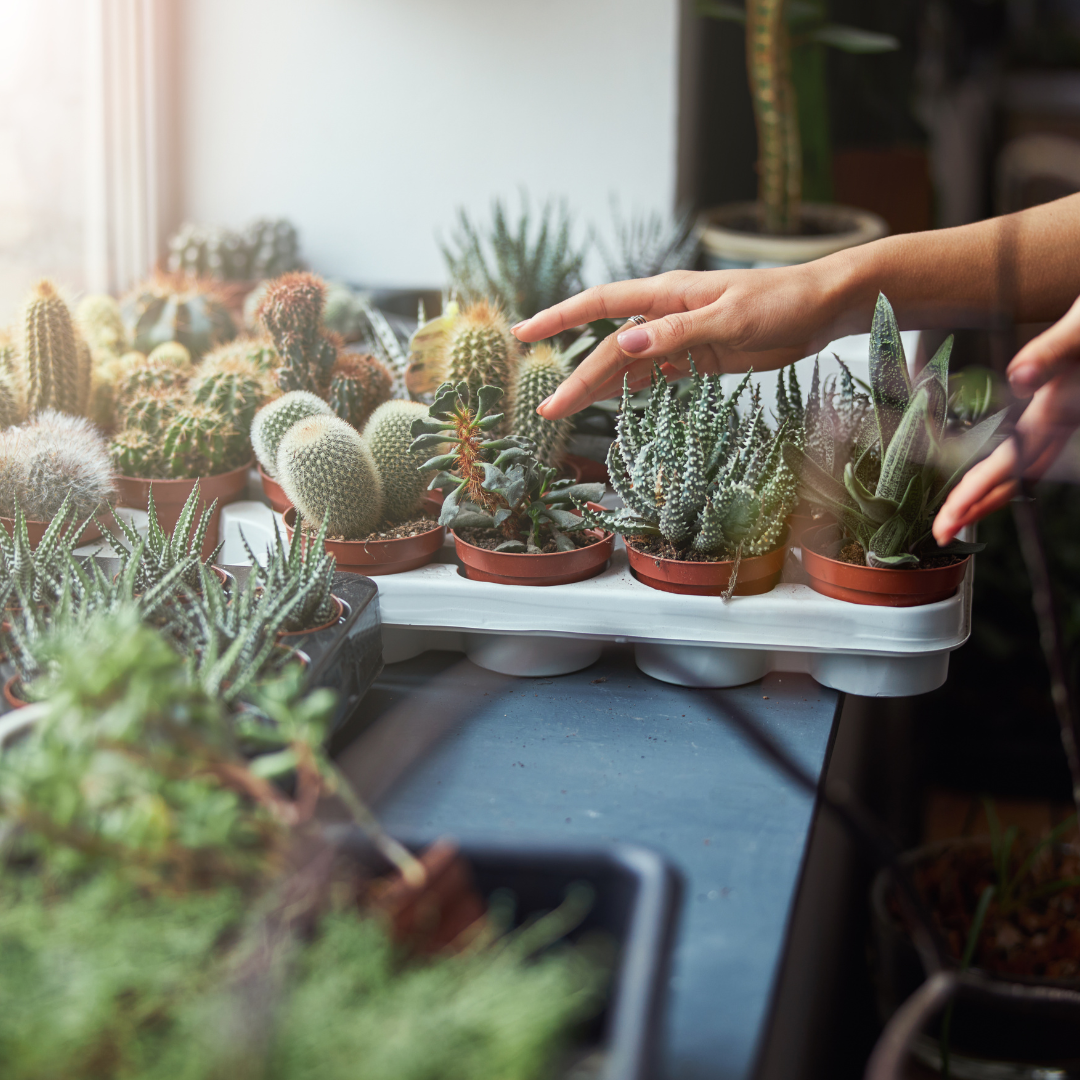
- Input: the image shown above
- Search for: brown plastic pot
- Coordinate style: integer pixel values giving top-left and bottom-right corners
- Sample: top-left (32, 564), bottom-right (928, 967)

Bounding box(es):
top-left (283, 501), bottom-right (445, 576)
top-left (801, 524), bottom-right (969, 607)
top-left (562, 453), bottom-right (609, 486)
top-left (0, 514), bottom-right (101, 547)
top-left (625, 533), bottom-right (788, 596)
top-left (258, 464), bottom-right (292, 514)
top-left (276, 594), bottom-right (346, 639)
top-left (114, 461), bottom-right (253, 561)
top-left (3, 675), bottom-right (27, 710)
top-left (784, 500), bottom-right (820, 550)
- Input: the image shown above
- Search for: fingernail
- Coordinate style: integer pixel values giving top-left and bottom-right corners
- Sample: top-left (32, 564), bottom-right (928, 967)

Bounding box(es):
top-left (1009, 365), bottom-right (1036, 389)
top-left (536, 394), bottom-right (553, 415)
top-left (617, 327), bottom-right (649, 353)
top-left (511, 319), bottom-right (529, 336)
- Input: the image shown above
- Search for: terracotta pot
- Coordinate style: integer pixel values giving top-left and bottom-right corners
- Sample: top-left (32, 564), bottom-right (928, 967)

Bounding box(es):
top-left (283, 501), bottom-right (445, 576)
top-left (625, 533), bottom-right (787, 596)
top-left (562, 453), bottom-right (609, 486)
top-left (114, 461), bottom-right (252, 561)
top-left (277, 594), bottom-right (346, 639)
top-left (258, 464), bottom-right (292, 514)
top-left (3, 675), bottom-right (27, 710)
top-left (453, 510), bottom-right (614, 587)
top-left (801, 525), bottom-right (969, 607)
top-left (0, 514), bottom-right (101, 548)
top-left (784, 500), bottom-right (821, 550)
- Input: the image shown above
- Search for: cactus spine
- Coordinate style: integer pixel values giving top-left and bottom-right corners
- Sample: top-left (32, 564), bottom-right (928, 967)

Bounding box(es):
top-left (190, 353), bottom-right (273, 433)
top-left (161, 404), bottom-right (240, 478)
top-left (327, 351), bottom-right (393, 430)
top-left (361, 400), bottom-right (431, 522)
top-left (250, 390), bottom-right (333, 478)
top-left (0, 369), bottom-right (24, 430)
top-left (277, 414), bottom-right (383, 539)
top-left (122, 386), bottom-right (185, 437)
top-left (257, 272), bottom-right (337, 396)
top-left (21, 281), bottom-right (82, 415)
top-left (440, 299), bottom-right (518, 400)
top-left (109, 427), bottom-right (161, 479)
top-left (508, 344), bottom-right (572, 467)
top-left (75, 294), bottom-right (128, 359)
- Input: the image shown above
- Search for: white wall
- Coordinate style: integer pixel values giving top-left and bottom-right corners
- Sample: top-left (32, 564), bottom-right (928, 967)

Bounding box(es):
top-left (179, 0), bottom-right (681, 288)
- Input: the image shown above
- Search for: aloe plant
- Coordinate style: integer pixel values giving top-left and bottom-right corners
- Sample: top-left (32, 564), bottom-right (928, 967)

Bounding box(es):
top-left (784, 293), bottom-right (1009, 567)
top-left (410, 382), bottom-right (604, 553)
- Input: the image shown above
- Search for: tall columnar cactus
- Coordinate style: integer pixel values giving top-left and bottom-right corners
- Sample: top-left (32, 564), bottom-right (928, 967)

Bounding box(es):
top-left (190, 352), bottom-right (273, 433)
top-left (276, 414), bottom-right (384, 539)
top-left (75, 338), bottom-right (93, 416)
top-left (508, 344), bottom-right (572, 468)
top-left (361, 400), bottom-right (431, 522)
top-left (250, 390), bottom-right (333, 478)
top-left (21, 281), bottom-right (82, 416)
top-left (0, 369), bottom-right (24, 430)
top-left (0, 329), bottom-right (16, 376)
top-left (160, 404), bottom-right (244, 479)
top-left (121, 274), bottom-right (236, 359)
top-left (327, 352), bottom-right (393, 430)
top-left (257, 272), bottom-right (338, 396)
top-left (440, 300), bottom-right (518, 401)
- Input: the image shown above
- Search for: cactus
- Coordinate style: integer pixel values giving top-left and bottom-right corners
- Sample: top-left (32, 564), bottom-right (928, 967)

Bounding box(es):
top-left (277, 414), bottom-right (383, 539)
top-left (0, 328), bottom-right (18, 376)
top-left (75, 294), bottom-right (127, 356)
top-left (0, 410), bottom-right (116, 520)
top-left (147, 341), bottom-right (193, 369)
top-left (508, 344), bottom-right (572, 468)
top-left (0, 368), bottom-right (24, 430)
top-left (161, 404), bottom-right (246, 479)
top-left (21, 280), bottom-right (82, 416)
top-left (440, 299), bottom-right (518, 400)
top-left (121, 274), bottom-right (236, 359)
top-left (75, 337), bottom-right (93, 416)
top-left (258, 272), bottom-right (337, 396)
top-left (327, 351), bottom-right (393, 430)
top-left (243, 217), bottom-right (301, 278)
top-left (109, 427), bottom-right (162, 478)
top-left (167, 217), bottom-right (301, 280)
top-left (190, 351), bottom-right (273, 434)
top-left (122, 386), bottom-right (185, 436)
top-left (250, 390), bottom-right (332, 478)
top-left (361, 400), bottom-right (432, 522)
top-left (243, 280), bottom-right (270, 332)
top-left (115, 358), bottom-right (190, 421)
top-left (323, 282), bottom-right (367, 342)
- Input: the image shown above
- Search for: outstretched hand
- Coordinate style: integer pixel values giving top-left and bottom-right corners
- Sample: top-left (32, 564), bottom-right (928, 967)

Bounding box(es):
top-left (934, 295), bottom-right (1080, 545)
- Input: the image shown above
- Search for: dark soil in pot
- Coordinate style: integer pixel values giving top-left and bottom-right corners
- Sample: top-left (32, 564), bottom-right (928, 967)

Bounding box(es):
top-left (453, 526), bottom-right (614, 586)
top-left (456, 526), bottom-right (602, 555)
top-left (625, 533), bottom-right (787, 596)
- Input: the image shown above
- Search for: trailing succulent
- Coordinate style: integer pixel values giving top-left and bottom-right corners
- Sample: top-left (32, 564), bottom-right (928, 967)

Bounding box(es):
top-left (784, 293), bottom-right (1009, 567)
top-left (583, 365), bottom-right (798, 559)
top-left (410, 382), bottom-right (603, 553)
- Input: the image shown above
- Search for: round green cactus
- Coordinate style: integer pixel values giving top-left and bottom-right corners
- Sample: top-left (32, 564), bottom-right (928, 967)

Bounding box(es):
top-left (116, 356), bottom-right (191, 411)
top-left (147, 341), bottom-right (193, 369)
top-left (75, 294), bottom-right (128, 359)
top-left (22, 280), bottom-right (82, 416)
top-left (0, 368), bottom-right (24, 430)
top-left (361, 400), bottom-right (431, 522)
top-left (110, 427), bottom-right (162, 479)
top-left (190, 357), bottom-right (271, 434)
top-left (121, 274), bottom-right (236, 359)
top-left (508, 344), bottom-right (573, 468)
top-left (441, 299), bottom-right (518, 400)
top-left (162, 404), bottom-right (246, 479)
top-left (277, 414), bottom-right (384, 539)
top-left (122, 387), bottom-right (185, 436)
top-left (250, 390), bottom-right (333, 478)
top-left (327, 351), bottom-right (393, 430)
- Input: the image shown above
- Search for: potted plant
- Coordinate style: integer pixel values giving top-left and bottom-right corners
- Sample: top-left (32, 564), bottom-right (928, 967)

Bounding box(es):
top-left (580, 365), bottom-right (797, 597)
top-left (697, 0), bottom-right (896, 267)
top-left (786, 294), bottom-right (1009, 606)
top-left (410, 381), bottom-right (611, 586)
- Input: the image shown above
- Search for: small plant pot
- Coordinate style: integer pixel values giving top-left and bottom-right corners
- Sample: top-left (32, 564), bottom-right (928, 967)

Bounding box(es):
top-left (784, 500), bottom-right (820, 550)
top-left (283, 502), bottom-right (445, 577)
top-left (625, 533), bottom-right (788, 596)
top-left (453, 526), bottom-right (615, 587)
top-left (257, 464), bottom-right (292, 515)
top-left (562, 453), bottom-right (609, 486)
top-left (3, 675), bottom-right (28, 710)
top-left (114, 461), bottom-right (253, 561)
top-left (0, 514), bottom-right (101, 548)
top-left (801, 524), bottom-right (970, 607)
top-left (276, 594), bottom-right (347, 640)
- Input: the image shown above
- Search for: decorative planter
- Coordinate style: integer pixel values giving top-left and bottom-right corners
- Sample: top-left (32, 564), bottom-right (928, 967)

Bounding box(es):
top-left (699, 201), bottom-right (887, 270)
top-left (257, 464), bottom-right (292, 515)
top-left (625, 533), bottom-right (788, 596)
top-left (114, 461), bottom-right (253, 561)
top-left (283, 501), bottom-right (445, 577)
top-left (801, 525), bottom-right (969, 607)
top-left (277, 594), bottom-right (346, 640)
top-left (0, 515), bottom-right (101, 548)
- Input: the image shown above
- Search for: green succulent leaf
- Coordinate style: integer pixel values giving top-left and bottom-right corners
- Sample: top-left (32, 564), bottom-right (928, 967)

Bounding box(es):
top-left (865, 550), bottom-right (920, 568)
top-left (429, 382), bottom-right (460, 418)
top-left (476, 412), bottom-right (505, 432)
top-left (475, 384), bottom-right (504, 419)
top-left (877, 384), bottom-right (935, 503)
top-left (843, 462), bottom-right (897, 524)
top-left (494, 539), bottom-right (527, 553)
top-left (410, 433), bottom-right (450, 452)
top-left (869, 293), bottom-right (911, 454)
top-left (419, 453), bottom-right (458, 473)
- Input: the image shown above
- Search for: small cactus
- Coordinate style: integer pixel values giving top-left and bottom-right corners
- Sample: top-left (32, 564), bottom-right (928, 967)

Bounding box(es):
top-left (190, 352), bottom-right (273, 433)
top-left (110, 427), bottom-right (162, 478)
top-left (0, 368), bottom-right (24, 430)
top-left (121, 273), bottom-right (236, 359)
top-left (250, 390), bottom-right (333, 478)
top-left (75, 337), bottom-right (93, 416)
top-left (161, 404), bottom-right (245, 479)
top-left (123, 386), bottom-right (185, 436)
top-left (361, 399), bottom-right (432, 522)
top-left (21, 280), bottom-right (82, 416)
top-left (257, 272), bottom-right (337, 396)
top-left (440, 299), bottom-right (518, 400)
top-left (147, 341), bottom-right (193, 369)
top-left (323, 281), bottom-right (367, 341)
top-left (115, 355), bottom-right (190, 413)
top-left (75, 294), bottom-right (128, 359)
top-left (277, 414), bottom-right (383, 539)
top-left (327, 351), bottom-right (393, 430)
top-left (508, 344), bottom-right (572, 467)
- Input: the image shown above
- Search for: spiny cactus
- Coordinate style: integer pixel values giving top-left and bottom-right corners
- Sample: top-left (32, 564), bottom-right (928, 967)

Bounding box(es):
top-left (250, 390), bottom-right (333, 478)
top-left (75, 294), bottom-right (128, 359)
top-left (0, 328), bottom-right (18, 376)
top-left (109, 427), bottom-right (161, 478)
top-left (0, 410), bottom-right (116, 520)
top-left (257, 272), bottom-right (337, 396)
top-left (361, 400), bottom-right (432, 522)
top-left (147, 341), bottom-right (193, 369)
top-left (190, 353), bottom-right (273, 433)
top-left (21, 280), bottom-right (82, 416)
top-left (161, 404), bottom-right (245, 479)
top-left (115, 355), bottom-right (190, 412)
top-left (277, 414), bottom-right (384, 539)
top-left (122, 386), bottom-right (185, 436)
top-left (75, 337), bottom-right (92, 416)
top-left (121, 274), bottom-right (236, 359)
top-left (508, 344), bottom-right (572, 468)
top-left (166, 217), bottom-right (301, 280)
top-left (440, 299), bottom-right (518, 401)
top-left (323, 282), bottom-right (367, 342)
top-left (0, 369), bottom-right (24, 430)
top-left (204, 336), bottom-right (278, 374)
top-left (327, 351), bottom-right (392, 430)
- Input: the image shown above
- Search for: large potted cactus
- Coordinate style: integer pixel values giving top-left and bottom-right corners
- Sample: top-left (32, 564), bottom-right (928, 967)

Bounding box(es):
top-left (121, 273), bottom-right (237, 359)
top-left (787, 294), bottom-right (1009, 606)
top-left (581, 366), bottom-right (797, 596)
top-left (410, 383), bottom-right (610, 587)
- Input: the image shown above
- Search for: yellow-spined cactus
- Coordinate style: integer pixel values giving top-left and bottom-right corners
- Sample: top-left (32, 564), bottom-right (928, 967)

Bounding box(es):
top-left (508, 344), bottom-right (572, 468)
top-left (21, 280), bottom-right (83, 416)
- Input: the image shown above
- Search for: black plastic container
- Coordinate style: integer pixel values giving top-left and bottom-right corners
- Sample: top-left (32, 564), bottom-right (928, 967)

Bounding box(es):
top-left (334, 830), bottom-right (682, 1080)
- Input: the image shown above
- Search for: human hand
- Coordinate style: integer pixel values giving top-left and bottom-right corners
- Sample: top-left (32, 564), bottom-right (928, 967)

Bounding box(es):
top-left (934, 295), bottom-right (1080, 545)
top-left (512, 263), bottom-right (861, 420)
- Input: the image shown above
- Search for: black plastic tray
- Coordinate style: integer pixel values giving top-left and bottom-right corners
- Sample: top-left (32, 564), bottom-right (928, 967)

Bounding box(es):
top-left (334, 830), bottom-right (682, 1080)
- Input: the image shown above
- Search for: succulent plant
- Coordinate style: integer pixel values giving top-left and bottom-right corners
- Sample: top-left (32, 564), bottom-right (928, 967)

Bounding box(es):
top-left (595, 202), bottom-right (700, 281)
top-left (0, 367), bottom-right (24, 429)
top-left (166, 217), bottom-right (302, 281)
top-left (323, 281), bottom-right (367, 342)
top-left (0, 494), bottom-right (87, 607)
top-left (0, 327), bottom-right (18, 375)
top-left (20, 280), bottom-right (83, 416)
top-left (258, 272), bottom-right (338, 396)
top-left (161, 403), bottom-right (246, 479)
top-left (583, 365), bottom-right (798, 559)
top-left (361, 399), bottom-right (432, 522)
top-left (75, 293), bottom-right (128, 359)
top-left (0, 411), bottom-right (116, 521)
top-left (250, 390), bottom-right (333, 478)
top-left (190, 351), bottom-right (274, 434)
top-left (109, 426), bottom-right (162, 478)
top-left (147, 340), bottom-right (193, 369)
top-left (276, 414), bottom-right (384, 539)
top-left (438, 299), bottom-right (518, 404)
top-left (243, 217), bottom-right (302, 278)
top-left (411, 383), bottom-right (602, 552)
top-left (508, 344), bottom-right (572, 467)
top-left (122, 274), bottom-right (236, 359)
top-left (784, 294), bottom-right (1010, 567)
top-left (204, 336), bottom-right (279, 374)
top-left (327, 351), bottom-right (393, 430)
top-left (115, 355), bottom-right (191, 417)
top-left (122, 385), bottom-right (185, 436)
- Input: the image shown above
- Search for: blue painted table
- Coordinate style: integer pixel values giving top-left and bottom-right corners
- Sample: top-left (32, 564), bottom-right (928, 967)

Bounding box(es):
top-left (337, 647), bottom-right (842, 1080)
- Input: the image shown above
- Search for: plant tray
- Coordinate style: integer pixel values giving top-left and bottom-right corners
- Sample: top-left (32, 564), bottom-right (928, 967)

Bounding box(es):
top-left (332, 830), bottom-right (682, 1080)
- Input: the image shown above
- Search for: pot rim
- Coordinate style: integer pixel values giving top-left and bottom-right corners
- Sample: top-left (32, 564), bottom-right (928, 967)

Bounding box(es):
top-left (803, 523), bottom-right (971, 576)
top-left (276, 594), bottom-right (346, 638)
top-left (282, 504), bottom-right (444, 548)
top-left (114, 458), bottom-right (254, 493)
top-left (623, 529), bottom-right (788, 568)
top-left (452, 526), bottom-right (612, 559)
top-left (3, 674), bottom-right (27, 710)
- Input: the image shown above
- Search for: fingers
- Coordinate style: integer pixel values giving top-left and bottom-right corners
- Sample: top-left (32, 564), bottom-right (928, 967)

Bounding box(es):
top-left (537, 329), bottom-right (646, 418)
top-left (1008, 292), bottom-right (1080, 397)
top-left (932, 440), bottom-right (1021, 545)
